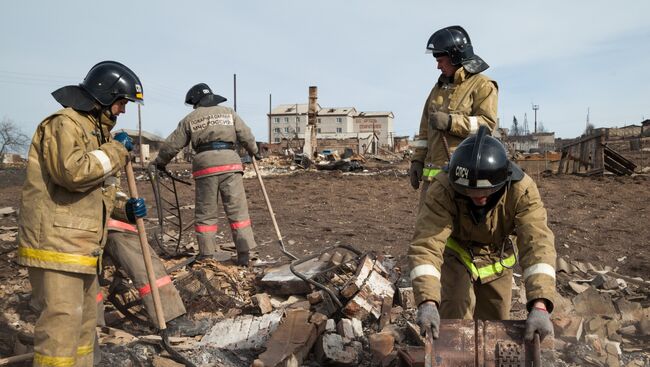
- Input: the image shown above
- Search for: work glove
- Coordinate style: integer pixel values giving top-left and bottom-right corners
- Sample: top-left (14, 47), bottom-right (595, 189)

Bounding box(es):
top-left (429, 111), bottom-right (451, 131)
top-left (114, 132), bottom-right (133, 151)
top-left (408, 161), bottom-right (424, 190)
top-left (525, 306), bottom-right (553, 342)
top-left (125, 197), bottom-right (147, 223)
top-left (416, 302), bottom-right (440, 339)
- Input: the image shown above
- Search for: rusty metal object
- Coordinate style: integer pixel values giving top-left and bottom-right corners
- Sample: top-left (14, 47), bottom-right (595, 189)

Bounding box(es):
top-left (397, 320), bottom-right (553, 367)
top-left (424, 326), bottom-right (433, 367)
top-left (149, 166), bottom-right (193, 257)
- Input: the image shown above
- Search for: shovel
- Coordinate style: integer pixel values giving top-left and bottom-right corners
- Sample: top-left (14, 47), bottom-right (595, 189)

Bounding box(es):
top-left (251, 156), bottom-right (298, 261)
top-left (124, 160), bottom-right (196, 367)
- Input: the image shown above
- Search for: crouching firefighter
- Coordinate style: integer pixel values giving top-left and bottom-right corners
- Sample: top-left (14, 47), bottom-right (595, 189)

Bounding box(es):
top-left (150, 83), bottom-right (261, 266)
top-left (17, 61), bottom-right (146, 367)
top-left (408, 126), bottom-right (557, 341)
top-left (97, 192), bottom-right (208, 336)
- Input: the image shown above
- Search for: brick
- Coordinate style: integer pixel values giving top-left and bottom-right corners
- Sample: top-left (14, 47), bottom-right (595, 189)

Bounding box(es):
top-left (337, 318), bottom-right (356, 340)
top-left (253, 293), bottom-right (273, 314)
top-left (397, 287), bottom-right (416, 309)
top-left (368, 332), bottom-right (395, 363)
top-left (314, 333), bottom-right (359, 366)
top-left (572, 288), bottom-right (617, 316)
top-left (553, 316), bottom-right (584, 343)
top-left (615, 299), bottom-right (643, 322)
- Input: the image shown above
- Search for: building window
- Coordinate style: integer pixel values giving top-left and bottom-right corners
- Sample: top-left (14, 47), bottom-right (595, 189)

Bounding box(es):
top-left (295, 117), bottom-right (300, 122)
top-left (274, 117), bottom-right (280, 123)
top-left (274, 128), bottom-right (280, 133)
top-left (284, 127), bottom-right (289, 133)
top-left (274, 138), bottom-right (280, 143)
top-left (317, 128), bottom-right (321, 133)
top-left (318, 118), bottom-right (321, 123)
top-left (336, 117), bottom-right (342, 123)
top-left (336, 128), bottom-right (342, 133)
top-left (284, 117), bottom-right (289, 123)
top-left (296, 127), bottom-right (300, 133)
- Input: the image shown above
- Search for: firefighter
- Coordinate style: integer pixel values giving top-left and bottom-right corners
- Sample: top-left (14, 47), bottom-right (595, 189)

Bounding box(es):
top-left (17, 61), bottom-right (147, 366)
top-left (151, 83), bottom-right (260, 266)
top-left (409, 126), bottom-right (556, 341)
top-left (409, 25), bottom-right (498, 208)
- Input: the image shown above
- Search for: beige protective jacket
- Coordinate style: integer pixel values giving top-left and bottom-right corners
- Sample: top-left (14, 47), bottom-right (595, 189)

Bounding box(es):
top-left (18, 108), bottom-right (129, 274)
top-left (412, 67), bottom-right (498, 180)
top-left (155, 105), bottom-right (258, 178)
top-left (408, 172), bottom-right (557, 310)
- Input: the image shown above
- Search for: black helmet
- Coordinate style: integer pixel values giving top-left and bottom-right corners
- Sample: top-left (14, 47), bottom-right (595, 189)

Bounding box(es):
top-left (448, 126), bottom-right (510, 197)
top-left (185, 83), bottom-right (227, 108)
top-left (79, 61), bottom-right (144, 107)
top-left (426, 26), bottom-right (489, 74)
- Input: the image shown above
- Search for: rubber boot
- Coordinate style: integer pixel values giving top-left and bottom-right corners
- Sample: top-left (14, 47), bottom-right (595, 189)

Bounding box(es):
top-left (236, 251), bottom-right (250, 266)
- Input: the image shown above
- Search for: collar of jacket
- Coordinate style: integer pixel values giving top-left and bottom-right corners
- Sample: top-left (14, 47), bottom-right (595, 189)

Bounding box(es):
top-left (437, 66), bottom-right (472, 86)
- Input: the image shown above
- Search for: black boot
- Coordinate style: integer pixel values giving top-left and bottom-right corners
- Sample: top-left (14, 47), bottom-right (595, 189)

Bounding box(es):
top-left (236, 251), bottom-right (250, 266)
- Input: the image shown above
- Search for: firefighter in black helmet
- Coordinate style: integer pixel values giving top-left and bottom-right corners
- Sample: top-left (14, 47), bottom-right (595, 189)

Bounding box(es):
top-left (409, 25), bottom-right (498, 211)
top-left (152, 83), bottom-right (260, 266)
top-left (18, 61), bottom-right (146, 366)
top-left (409, 126), bottom-right (557, 342)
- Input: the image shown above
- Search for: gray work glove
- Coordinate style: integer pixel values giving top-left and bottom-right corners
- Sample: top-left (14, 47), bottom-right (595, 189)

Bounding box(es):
top-left (416, 302), bottom-right (440, 339)
top-left (409, 161), bottom-right (424, 190)
top-left (525, 307), bottom-right (553, 341)
top-left (429, 111), bottom-right (451, 131)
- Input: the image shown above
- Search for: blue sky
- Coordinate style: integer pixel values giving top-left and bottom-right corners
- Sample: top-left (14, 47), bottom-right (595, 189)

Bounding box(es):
top-left (1, 1), bottom-right (649, 145)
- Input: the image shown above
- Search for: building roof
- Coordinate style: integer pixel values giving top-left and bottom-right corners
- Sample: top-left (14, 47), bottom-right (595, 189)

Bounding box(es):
top-left (113, 129), bottom-right (166, 142)
top-left (318, 107), bottom-right (357, 116)
top-left (270, 103), bottom-right (320, 115)
top-left (356, 111), bottom-right (394, 118)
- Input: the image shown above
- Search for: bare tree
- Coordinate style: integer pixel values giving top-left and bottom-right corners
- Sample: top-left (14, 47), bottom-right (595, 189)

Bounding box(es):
top-left (0, 117), bottom-right (30, 160)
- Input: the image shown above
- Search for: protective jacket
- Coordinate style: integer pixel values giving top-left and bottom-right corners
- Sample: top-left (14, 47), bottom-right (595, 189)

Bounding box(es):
top-left (408, 171), bottom-right (556, 310)
top-left (18, 108), bottom-right (129, 274)
top-left (154, 105), bottom-right (258, 178)
top-left (412, 67), bottom-right (498, 180)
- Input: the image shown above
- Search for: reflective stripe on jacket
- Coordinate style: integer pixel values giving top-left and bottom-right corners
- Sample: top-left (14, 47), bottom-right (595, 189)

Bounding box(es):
top-left (408, 171), bottom-right (556, 309)
top-left (445, 237), bottom-right (516, 281)
top-left (18, 108), bottom-right (128, 274)
top-left (412, 67), bottom-right (498, 181)
top-left (154, 105), bottom-right (257, 179)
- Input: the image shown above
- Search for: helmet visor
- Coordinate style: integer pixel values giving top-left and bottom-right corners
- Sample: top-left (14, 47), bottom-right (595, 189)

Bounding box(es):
top-left (451, 177), bottom-right (504, 198)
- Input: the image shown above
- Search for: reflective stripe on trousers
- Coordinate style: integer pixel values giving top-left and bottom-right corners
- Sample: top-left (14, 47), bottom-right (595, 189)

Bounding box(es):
top-left (445, 237), bottom-right (516, 281)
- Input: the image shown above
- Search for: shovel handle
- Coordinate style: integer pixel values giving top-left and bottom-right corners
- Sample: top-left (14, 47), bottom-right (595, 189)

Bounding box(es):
top-left (125, 160), bottom-right (167, 330)
top-left (424, 326), bottom-right (433, 367)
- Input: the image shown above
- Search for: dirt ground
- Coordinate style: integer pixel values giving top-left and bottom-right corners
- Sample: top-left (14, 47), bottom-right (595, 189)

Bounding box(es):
top-left (0, 159), bottom-right (649, 363)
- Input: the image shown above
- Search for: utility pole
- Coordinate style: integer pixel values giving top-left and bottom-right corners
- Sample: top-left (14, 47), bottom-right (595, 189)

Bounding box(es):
top-left (268, 93), bottom-right (272, 144)
top-left (532, 103), bottom-right (539, 133)
top-left (233, 74), bottom-right (237, 112)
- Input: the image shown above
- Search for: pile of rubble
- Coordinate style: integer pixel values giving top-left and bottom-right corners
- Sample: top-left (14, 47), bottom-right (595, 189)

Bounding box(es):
top-left (1, 225), bottom-right (649, 366)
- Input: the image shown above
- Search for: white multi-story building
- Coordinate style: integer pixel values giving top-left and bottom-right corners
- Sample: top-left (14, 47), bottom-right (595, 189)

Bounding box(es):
top-left (269, 104), bottom-right (394, 147)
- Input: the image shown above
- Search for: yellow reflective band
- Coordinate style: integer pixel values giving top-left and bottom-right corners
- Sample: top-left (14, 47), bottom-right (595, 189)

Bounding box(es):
top-left (77, 344), bottom-right (93, 356)
top-left (18, 247), bottom-right (98, 268)
top-left (33, 353), bottom-right (75, 367)
top-left (477, 254), bottom-right (516, 279)
top-left (422, 168), bottom-right (441, 177)
top-left (445, 238), bottom-right (479, 278)
top-left (445, 238), bottom-right (515, 280)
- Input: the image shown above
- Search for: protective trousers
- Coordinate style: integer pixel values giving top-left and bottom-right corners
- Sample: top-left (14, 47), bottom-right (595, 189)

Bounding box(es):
top-left (28, 268), bottom-right (97, 367)
top-left (439, 248), bottom-right (513, 320)
top-left (103, 231), bottom-right (186, 323)
top-left (194, 172), bottom-right (256, 256)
